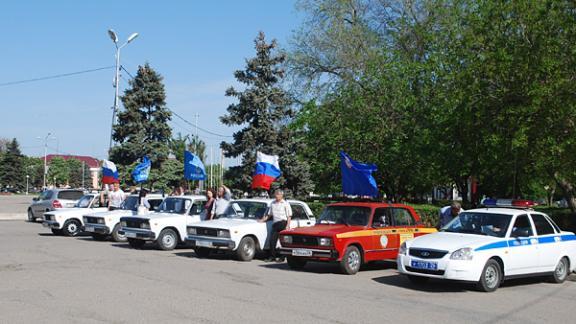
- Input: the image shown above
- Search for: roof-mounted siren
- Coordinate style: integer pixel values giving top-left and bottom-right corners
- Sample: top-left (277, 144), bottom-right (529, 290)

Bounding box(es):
top-left (482, 198), bottom-right (537, 208)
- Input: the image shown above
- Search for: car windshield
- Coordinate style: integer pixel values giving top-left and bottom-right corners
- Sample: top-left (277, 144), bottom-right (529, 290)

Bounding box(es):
top-left (157, 197), bottom-right (191, 214)
top-left (38, 190), bottom-right (53, 200)
top-left (75, 195), bottom-right (94, 208)
top-left (121, 196), bottom-right (140, 211)
top-left (442, 212), bottom-right (512, 238)
top-left (318, 206), bottom-right (371, 226)
top-left (223, 201), bottom-right (268, 219)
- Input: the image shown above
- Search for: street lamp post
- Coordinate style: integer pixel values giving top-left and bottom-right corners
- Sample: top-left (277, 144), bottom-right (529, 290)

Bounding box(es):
top-left (26, 175), bottom-right (29, 195)
top-left (37, 133), bottom-right (56, 190)
top-left (107, 29), bottom-right (139, 156)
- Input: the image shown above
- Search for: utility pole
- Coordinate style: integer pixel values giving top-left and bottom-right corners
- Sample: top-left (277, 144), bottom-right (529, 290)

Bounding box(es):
top-left (81, 161), bottom-right (85, 189)
top-left (37, 132), bottom-right (55, 190)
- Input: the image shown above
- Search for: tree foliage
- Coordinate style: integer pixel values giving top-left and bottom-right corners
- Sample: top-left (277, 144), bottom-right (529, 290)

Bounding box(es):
top-left (0, 138), bottom-right (24, 189)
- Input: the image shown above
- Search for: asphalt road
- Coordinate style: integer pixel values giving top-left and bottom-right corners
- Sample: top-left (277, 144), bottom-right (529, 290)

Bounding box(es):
top-left (0, 220), bottom-right (574, 324)
top-left (0, 195), bottom-right (34, 220)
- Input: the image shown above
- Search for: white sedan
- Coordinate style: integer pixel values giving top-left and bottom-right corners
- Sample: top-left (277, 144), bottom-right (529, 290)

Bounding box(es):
top-left (397, 200), bottom-right (576, 292)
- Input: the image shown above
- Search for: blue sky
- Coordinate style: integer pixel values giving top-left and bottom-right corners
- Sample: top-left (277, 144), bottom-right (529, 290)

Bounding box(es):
top-left (0, 0), bottom-right (301, 165)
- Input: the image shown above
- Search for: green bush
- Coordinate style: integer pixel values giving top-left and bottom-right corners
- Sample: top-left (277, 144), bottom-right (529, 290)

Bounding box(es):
top-left (409, 204), bottom-right (441, 228)
top-left (535, 207), bottom-right (576, 232)
top-left (306, 201), bottom-right (328, 217)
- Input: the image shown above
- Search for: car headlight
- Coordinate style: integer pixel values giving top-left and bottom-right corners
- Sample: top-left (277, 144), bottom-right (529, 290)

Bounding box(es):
top-left (188, 227), bottom-right (197, 235)
top-left (450, 248), bottom-right (474, 260)
top-left (217, 229), bottom-right (230, 238)
top-left (281, 235), bottom-right (292, 244)
top-left (140, 222), bottom-right (151, 230)
top-left (120, 221), bottom-right (127, 227)
top-left (97, 218), bottom-right (104, 224)
top-left (399, 242), bottom-right (407, 255)
top-left (319, 237), bottom-right (332, 246)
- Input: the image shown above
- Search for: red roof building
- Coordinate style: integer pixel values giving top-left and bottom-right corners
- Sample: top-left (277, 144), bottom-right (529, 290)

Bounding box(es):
top-left (45, 154), bottom-right (100, 168)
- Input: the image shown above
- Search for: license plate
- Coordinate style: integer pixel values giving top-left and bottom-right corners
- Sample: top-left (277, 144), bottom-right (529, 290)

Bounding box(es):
top-left (84, 226), bottom-right (94, 232)
top-left (411, 260), bottom-right (438, 270)
top-left (292, 249), bottom-right (313, 257)
top-left (125, 232), bottom-right (137, 238)
top-left (196, 240), bottom-right (212, 247)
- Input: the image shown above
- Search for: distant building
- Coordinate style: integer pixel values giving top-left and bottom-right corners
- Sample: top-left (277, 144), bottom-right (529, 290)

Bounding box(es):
top-left (45, 154), bottom-right (100, 188)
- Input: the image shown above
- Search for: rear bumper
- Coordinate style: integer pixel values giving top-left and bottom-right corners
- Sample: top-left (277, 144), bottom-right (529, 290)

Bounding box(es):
top-left (279, 247), bottom-right (338, 260)
top-left (120, 228), bottom-right (156, 240)
top-left (83, 224), bottom-right (110, 235)
top-left (187, 235), bottom-right (236, 250)
top-left (397, 254), bottom-right (481, 282)
top-left (42, 220), bottom-right (61, 229)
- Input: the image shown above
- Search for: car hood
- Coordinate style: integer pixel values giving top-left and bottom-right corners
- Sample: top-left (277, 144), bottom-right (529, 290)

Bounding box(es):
top-left (408, 232), bottom-right (498, 252)
top-left (285, 224), bottom-right (365, 237)
top-left (44, 208), bottom-right (80, 215)
top-left (193, 218), bottom-right (260, 229)
top-left (84, 210), bottom-right (136, 218)
top-left (138, 212), bottom-right (186, 220)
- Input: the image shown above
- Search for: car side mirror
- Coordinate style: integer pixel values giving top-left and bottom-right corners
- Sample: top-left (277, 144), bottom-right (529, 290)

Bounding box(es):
top-left (511, 228), bottom-right (530, 238)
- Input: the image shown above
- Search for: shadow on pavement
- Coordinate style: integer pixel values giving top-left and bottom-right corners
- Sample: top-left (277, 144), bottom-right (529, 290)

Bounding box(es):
top-left (37, 232), bottom-right (91, 237)
top-left (260, 260), bottom-right (397, 275)
top-left (372, 275), bottom-right (473, 293)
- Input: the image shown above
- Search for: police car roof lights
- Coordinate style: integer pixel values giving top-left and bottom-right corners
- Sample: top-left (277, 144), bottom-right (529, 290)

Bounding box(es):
top-left (481, 198), bottom-right (537, 208)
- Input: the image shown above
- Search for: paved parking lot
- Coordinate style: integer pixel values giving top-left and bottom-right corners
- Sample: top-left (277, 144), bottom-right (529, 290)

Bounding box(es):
top-left (0, 219), bottom-right (574, 324)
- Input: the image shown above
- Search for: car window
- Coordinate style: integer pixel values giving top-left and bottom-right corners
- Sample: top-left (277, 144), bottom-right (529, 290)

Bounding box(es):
top-left (511, 214), bottom-right (533, 237)
top-left (75, 195), bottom-right (94, 208)
top-left (531, 214), bottom-right (556, 235)
top-left (158, 198), bottom-right (192, 214)
top-left (391, 208), bottom-right (414, 226)
top-left (290, 204), bottom-right (308, 220)
top-left (38, 190), bottom-right (54, 200)
top-left (224, 201), bottom-right (268, 219)
top-left (58, 191), bottom-right (84, 200)
top-left (444, 212), bottom-right (512, 238)
top-left (372, 208), bottom-right (390, 227)
top-left (189, 202), bottom-right (205, 215)
top-left (318, 206), bottom-right (371, 226)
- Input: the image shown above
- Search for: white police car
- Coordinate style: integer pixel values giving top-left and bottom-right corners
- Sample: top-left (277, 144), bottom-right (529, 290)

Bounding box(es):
top-left (398, 199), bottom-right (576, 292)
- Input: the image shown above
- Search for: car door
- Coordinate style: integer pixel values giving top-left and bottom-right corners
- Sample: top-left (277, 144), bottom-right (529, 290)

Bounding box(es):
top-left (507, 214), bottom-right (539, 275)
top-left (391, 207), bottom-right (418, 247)
top-left (369, 207), bottom-right (398, 260)
top-left (530, 213), bottom-right (561, 271)
top-left (34, 190), bottom-right (53, 215)
top-left (187, 200), bottom-right (205, 225)
top-left (289, 203), bottom-right (313, 229)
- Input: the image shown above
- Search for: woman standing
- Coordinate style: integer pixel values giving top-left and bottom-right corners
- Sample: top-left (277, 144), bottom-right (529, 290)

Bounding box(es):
top-left (204, 188), bottom-right (216, 220)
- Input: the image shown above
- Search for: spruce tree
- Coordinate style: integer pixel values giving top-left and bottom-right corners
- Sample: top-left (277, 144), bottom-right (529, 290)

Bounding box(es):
top-left (110, 63), bottom-right (172, 168)
top-left (0, 138), bottom-right (24, 190)
top-left (220, 32), bottom-right (313, 196)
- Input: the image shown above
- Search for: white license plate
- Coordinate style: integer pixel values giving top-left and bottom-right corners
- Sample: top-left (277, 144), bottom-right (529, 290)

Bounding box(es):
top-left (84, 226), bottom-right (94, 232)
top-left (125, 232), bottom-right (137, 238)
top-left (196, 240), bottom-right (212, 247)
top-left (292, 249), bottom-right (313, 257)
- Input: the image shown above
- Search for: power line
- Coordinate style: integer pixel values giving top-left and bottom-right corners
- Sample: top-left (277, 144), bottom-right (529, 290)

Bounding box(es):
top-left (0, 66), bottom-right (114, 87)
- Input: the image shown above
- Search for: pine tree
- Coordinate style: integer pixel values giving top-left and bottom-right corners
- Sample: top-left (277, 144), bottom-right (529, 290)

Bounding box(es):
top-left (110, 63), bottom-right (172, 168)
top-left (220, 32), bottom-right (313, 196)
top-left (0, 138), bottom-right (24, 190)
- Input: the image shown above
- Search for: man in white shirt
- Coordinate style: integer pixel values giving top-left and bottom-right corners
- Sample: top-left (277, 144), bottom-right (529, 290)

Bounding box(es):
top-left (259, 189), bottom-right (292, 261)
top-left (108, 182), bottom-right (126, 210)
top-left (212, 185), bottom-right (232, 218)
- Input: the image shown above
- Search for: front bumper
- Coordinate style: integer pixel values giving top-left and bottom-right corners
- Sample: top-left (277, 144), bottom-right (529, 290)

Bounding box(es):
top-left (119, 228), bottom-right (156, 240)
top-left (397, 254), bottom-right (482, 282)
top-left (83, 224), bottom-right (110, 235)
top-left (279, 247), bottom-right (338, 260)
top-left (187, 235), bottom-right (236, 250)
top-left (42, 220), bottom-right (61, 229)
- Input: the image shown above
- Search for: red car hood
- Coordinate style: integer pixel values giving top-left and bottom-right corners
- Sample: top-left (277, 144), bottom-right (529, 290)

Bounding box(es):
top-left (283, 224), bottom-right (365, 237)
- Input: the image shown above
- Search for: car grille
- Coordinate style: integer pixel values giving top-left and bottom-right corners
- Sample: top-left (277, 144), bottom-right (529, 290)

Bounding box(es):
top-left (292, 235), bottom-right (318, 246)
top-left (195, 227), bottom-right (218, 237)
top-left (409, 248), bottom-right (448, 259)
top-left (123, 218), bottom-right (146, 229)
top-left (45, 215), bottom-right (53, 221)
top-left (84, 216), bottom-right (100, 224)
top-left (406, 266), bottom-right (445, 276)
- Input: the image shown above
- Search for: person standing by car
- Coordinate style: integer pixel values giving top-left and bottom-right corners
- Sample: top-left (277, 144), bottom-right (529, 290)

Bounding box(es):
top-left (213, 185), bottom-right (232, 218)
top-left (204, 188), bottom-right (216, 220)
top-left (259, 189), bottom-right (292, 262)
top-left (438, 201), bottom-right (463, 228)
top-left (108, 182), bottom-right (126, 210)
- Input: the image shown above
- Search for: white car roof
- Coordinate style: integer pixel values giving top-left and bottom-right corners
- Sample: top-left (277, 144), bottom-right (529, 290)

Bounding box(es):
top-left (465, 207), bottom-right (533, 216)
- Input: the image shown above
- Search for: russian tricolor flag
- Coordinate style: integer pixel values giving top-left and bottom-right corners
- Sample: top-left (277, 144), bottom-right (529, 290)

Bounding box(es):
top-left (102, 160), bottom-right (119, 184)
top-left (251, 152), bottom-right (281, 190)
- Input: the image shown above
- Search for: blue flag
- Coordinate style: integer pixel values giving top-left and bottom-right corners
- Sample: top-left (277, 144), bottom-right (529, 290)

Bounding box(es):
top-left (340, 151), bottom-right (378, 197)
top-left (132, 156), bottom-right (151, 184)
top-left (184, 151), bottom-right (206, 180)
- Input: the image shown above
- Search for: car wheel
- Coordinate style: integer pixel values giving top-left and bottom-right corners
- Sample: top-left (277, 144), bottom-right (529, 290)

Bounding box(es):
top-left (51, 228), bottom-right (63, 235)
top-left (195, 247), bottom-right (211, 258)
top-left (62, 219), bottom-right (82, 237)
top-left (157, 229), bottom-right (178, 251)
top-left (286, 257), bottom-right (307, 270)
top-left (91, 233), bottom-right (108, 241)
top-left (340, 245), bottom-right (362, 275)
top-left (27, 209), bottom-right (35, 222)
top-left (477, 259), bottom-right (502, 292)
top-left (407, 275), bottom-right (429, 284)
top-left (550, 257), bottom-right (569, 283)
top-left (128, 238), bottom-right (146, 249)
top-left (111, 224), bottom-right (127, 242)
top-left (236, 236), bottom-right (256, 261)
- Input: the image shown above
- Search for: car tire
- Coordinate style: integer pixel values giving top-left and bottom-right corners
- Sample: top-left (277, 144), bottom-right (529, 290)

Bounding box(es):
top-left (128, 238), bottom-right (146, 249)
top-left (477, 259), bottom-right (502, 292)
top-left (549, 257), bottom-right (570, 284)
top-left (287, 257), bottom-right (307, 270)
top-left (340, 245), bottom-right (362, 275)
top-left (62, 219), bottom-right (82, 237)
top-left (27, 209), bottom-right (35, 222)
top-left (91, 233), bottom-right (108, 241)
top-left (407, 275), bottom-right (429, 284)
top-left (51, 228), bottom-right (63, 235)
top-left (156, 229), bottom-right (178, 251)
top-left (236, 236), bottom-right (256, 261)
top-left (195, 247), bottom-right (211, 258)
top-left (111, 224), bottom-right (127, 243)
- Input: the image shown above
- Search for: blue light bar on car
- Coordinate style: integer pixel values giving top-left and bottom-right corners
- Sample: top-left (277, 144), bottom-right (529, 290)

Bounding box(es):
top-left (482, 199), bottom-right (536, 208)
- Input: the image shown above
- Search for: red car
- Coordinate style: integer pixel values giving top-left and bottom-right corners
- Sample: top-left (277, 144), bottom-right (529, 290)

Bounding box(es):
top-left (279, 202), bottom-right (437, 274)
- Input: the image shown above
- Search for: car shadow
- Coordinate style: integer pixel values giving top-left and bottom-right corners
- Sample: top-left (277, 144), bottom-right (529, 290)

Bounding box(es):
top-left (260, 260), bottom-right (397, 274)
top-left (37, 232), bottom-right (91, 237)
top-left (108, 243), bottom-right (195, 251)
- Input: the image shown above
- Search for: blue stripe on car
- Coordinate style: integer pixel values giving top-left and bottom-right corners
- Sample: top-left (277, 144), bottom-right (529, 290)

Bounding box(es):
top-left (474, 234), bottom-right (575, 251)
